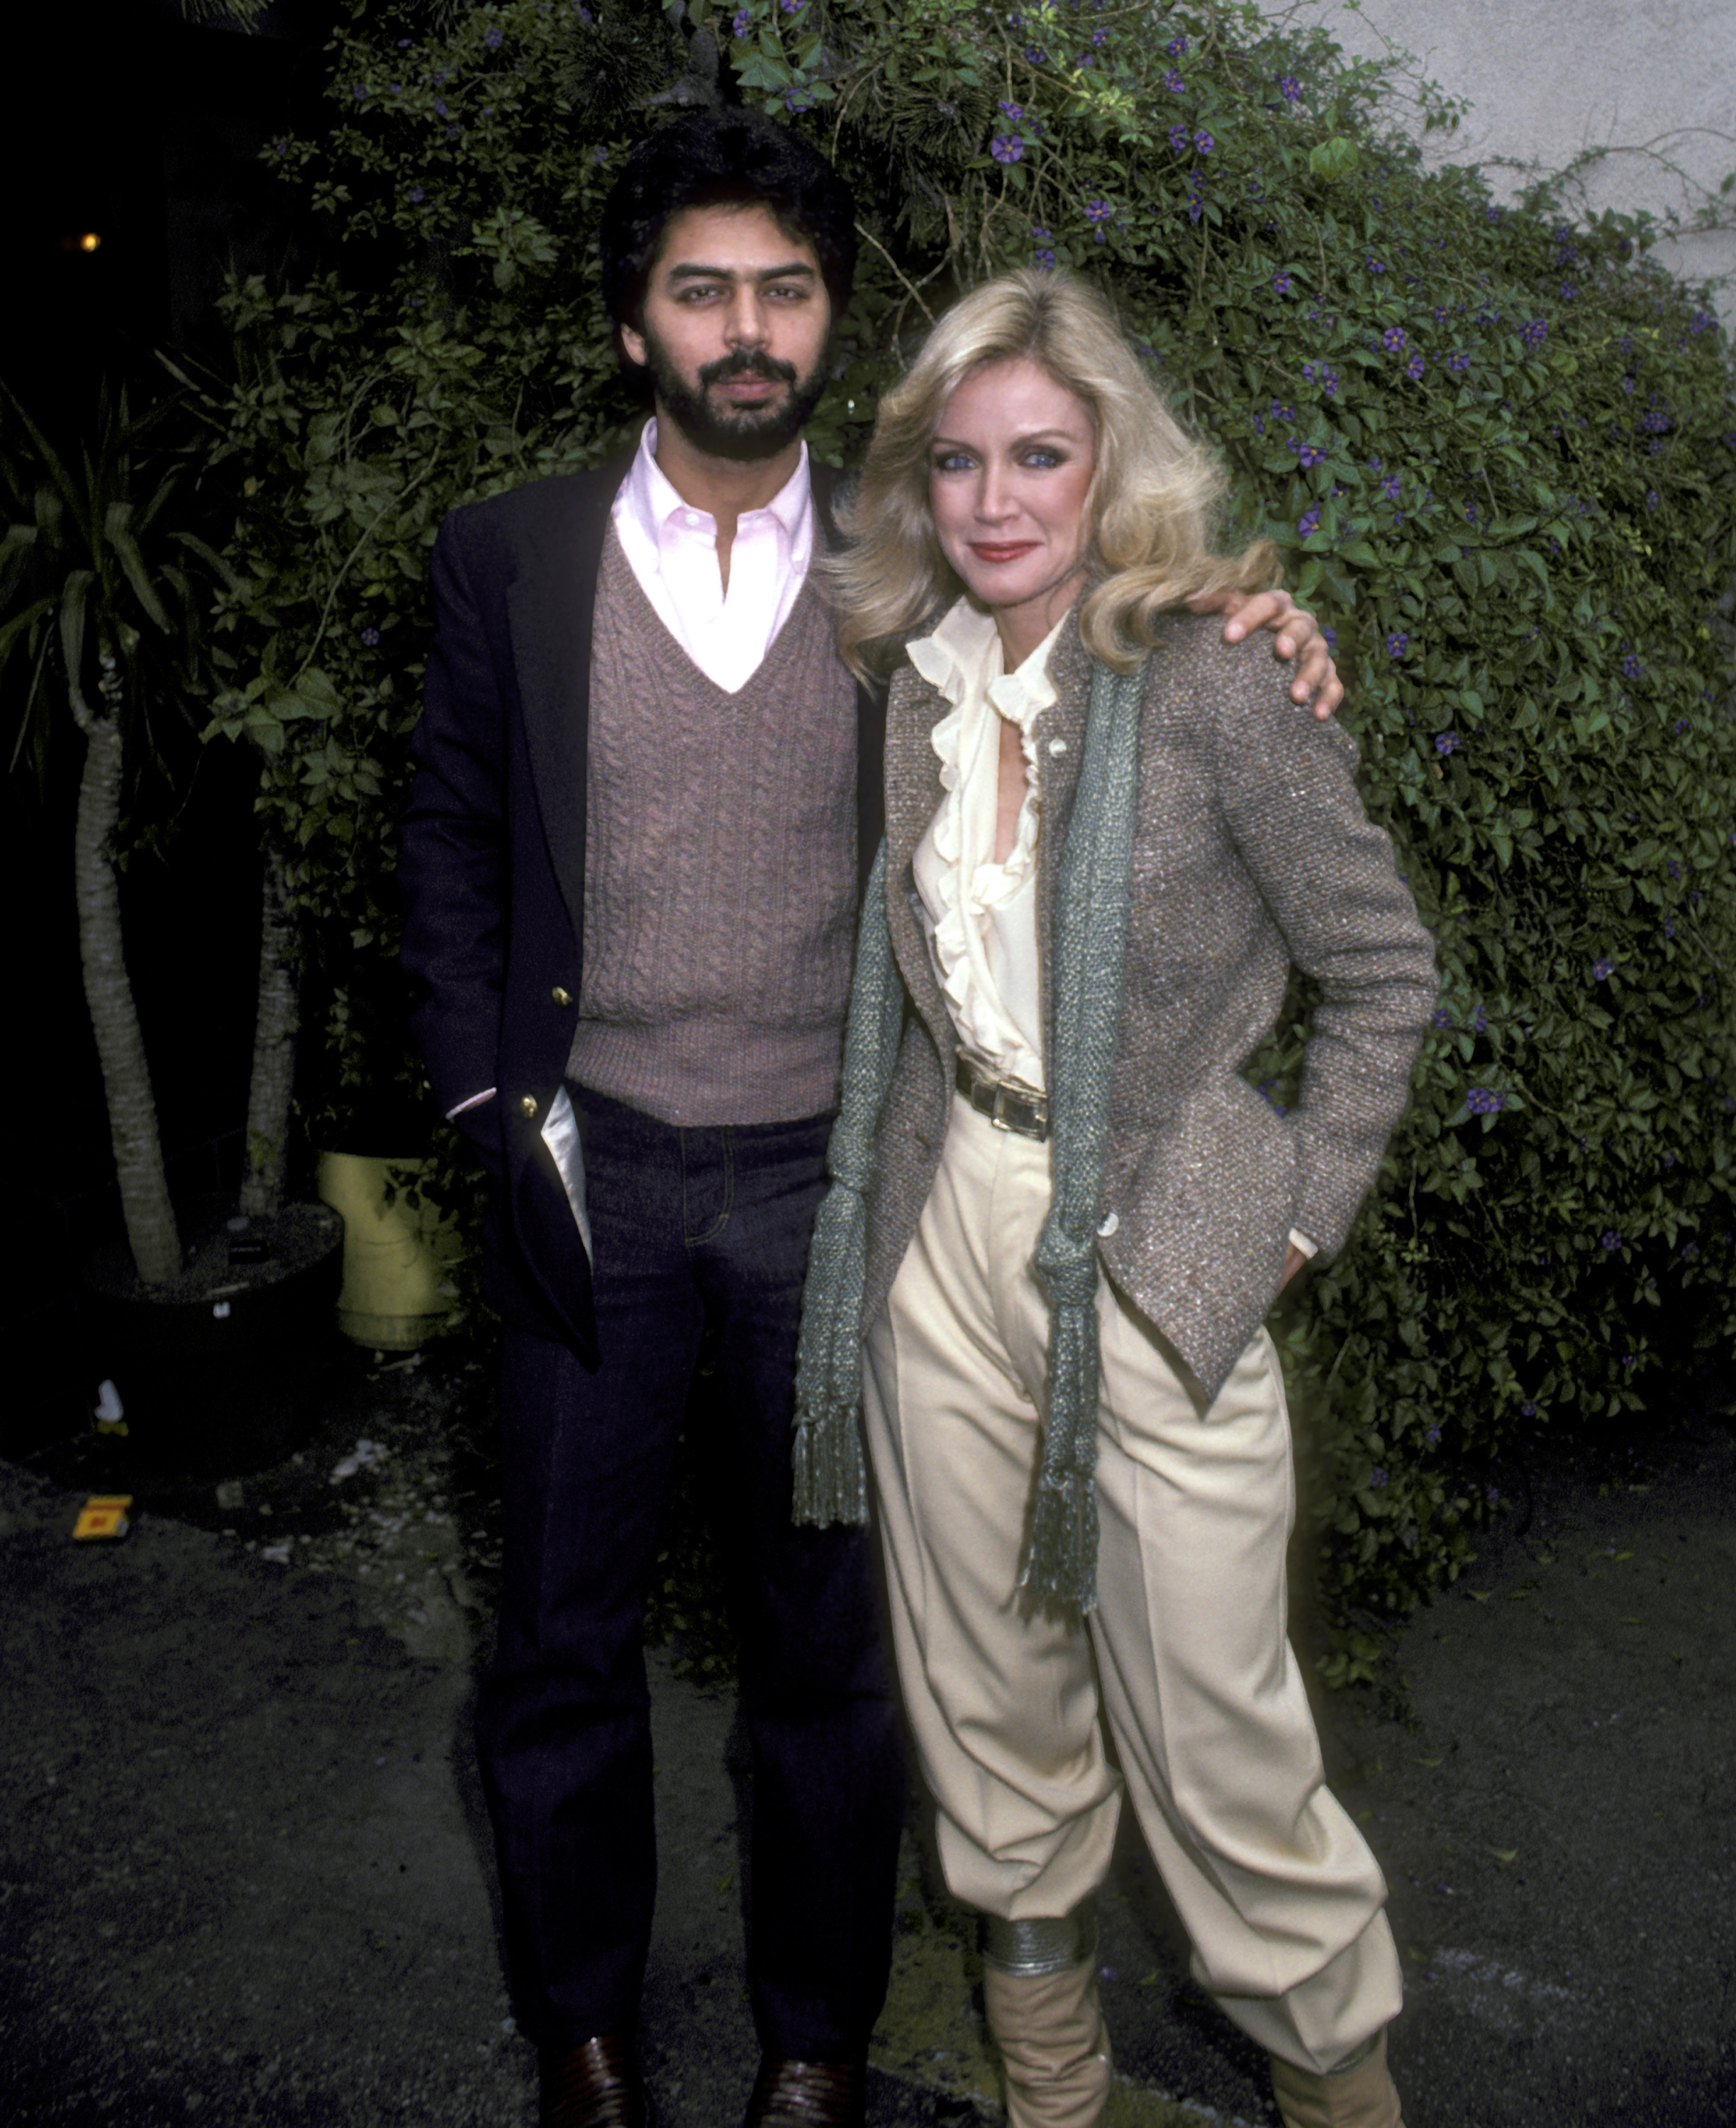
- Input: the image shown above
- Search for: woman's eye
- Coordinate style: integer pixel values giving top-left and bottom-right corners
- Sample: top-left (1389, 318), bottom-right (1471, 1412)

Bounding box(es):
top-left (1023, 448), bottom-right (1062, 470)
top-left (932, 450), bottom-right (975, 473)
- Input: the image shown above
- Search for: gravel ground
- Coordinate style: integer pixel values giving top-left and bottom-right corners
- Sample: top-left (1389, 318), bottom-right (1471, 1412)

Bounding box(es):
top-left (5, 1343), bottom-right (1732, 2127)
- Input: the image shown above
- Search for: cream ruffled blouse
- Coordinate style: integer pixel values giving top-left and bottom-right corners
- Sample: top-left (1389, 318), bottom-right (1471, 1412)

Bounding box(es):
top-left (908, 598), bottom-right (1067, 1095)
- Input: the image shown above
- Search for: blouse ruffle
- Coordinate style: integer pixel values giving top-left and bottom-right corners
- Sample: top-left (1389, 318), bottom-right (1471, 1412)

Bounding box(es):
top-left (907, 600), bottom-right (1064, 1086)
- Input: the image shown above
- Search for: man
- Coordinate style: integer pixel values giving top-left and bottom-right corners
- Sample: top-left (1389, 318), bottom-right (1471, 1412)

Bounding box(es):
top-left (399, 106), bottom-right (1342, 2128)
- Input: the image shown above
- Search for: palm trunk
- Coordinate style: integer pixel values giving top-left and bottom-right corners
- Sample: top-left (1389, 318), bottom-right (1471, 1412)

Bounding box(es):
top-left (238, 843), bottom-right (299, 1218)
top-left (74, 709), bottom-right (182, 1286)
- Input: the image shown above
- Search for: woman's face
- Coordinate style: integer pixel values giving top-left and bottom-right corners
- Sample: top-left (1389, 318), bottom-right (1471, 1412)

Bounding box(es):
top-left (928, 355), bottom-right (1096, 657)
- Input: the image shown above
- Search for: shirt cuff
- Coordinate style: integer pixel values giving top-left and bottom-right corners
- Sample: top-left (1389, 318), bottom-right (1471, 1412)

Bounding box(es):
top-left (1287, 1228), bottom-right (1318, 1259)
top-left (447, 1088), bottom-right (496, 1119)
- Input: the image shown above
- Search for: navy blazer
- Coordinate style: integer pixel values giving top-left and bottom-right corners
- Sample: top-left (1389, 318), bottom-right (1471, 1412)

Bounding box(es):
top-left (399, 454), bottom-right (886, 1363)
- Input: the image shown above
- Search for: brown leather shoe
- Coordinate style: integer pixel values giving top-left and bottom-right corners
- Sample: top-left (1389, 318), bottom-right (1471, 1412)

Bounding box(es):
top-left (541, 2034), bottom-right (651, 2128)
top-left (741, 2054), bottom-right (868, 2128)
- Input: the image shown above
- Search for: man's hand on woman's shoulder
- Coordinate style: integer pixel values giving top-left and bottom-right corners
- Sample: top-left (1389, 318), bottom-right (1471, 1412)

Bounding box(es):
top-left (1184, 586), bottom-right (1342, 719)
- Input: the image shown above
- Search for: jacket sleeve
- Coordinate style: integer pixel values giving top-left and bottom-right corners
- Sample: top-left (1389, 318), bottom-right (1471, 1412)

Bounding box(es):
top-left (398, 511), bottom-right (509, 1155)
top-left (1212, 645), bottom-right (1439, 1256)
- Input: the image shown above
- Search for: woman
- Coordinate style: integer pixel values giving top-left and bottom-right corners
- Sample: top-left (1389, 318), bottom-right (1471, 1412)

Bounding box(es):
top-left (793, 271), bottom-right (1437, 2128)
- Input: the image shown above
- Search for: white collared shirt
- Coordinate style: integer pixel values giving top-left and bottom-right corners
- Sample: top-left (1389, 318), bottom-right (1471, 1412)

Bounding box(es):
top-left (609, 416), bottom-right (815, 694)
top-left (908, 599), bottom-right (1062, 1094)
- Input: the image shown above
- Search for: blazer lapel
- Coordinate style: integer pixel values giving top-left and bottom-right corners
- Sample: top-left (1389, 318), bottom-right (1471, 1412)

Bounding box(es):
top-left (508, 458), bottom-right (628, 944)
top-left (881, 663), bottom-right (955, 1063)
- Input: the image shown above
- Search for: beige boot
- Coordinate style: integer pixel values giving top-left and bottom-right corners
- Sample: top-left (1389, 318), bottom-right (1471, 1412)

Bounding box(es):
top-left (980, 1909), bottom-right (1113, 2128)
top-left (1269, 2028), bottom-right (1404, 2128)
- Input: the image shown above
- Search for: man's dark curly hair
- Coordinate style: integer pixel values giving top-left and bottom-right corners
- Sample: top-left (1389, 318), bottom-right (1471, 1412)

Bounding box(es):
top-left (599, 107), bottom-right (858, 333)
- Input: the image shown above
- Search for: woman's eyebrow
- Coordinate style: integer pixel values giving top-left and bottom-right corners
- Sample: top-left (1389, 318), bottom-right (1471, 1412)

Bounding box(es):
top-left (929, 426), bottom-right (1083, 450)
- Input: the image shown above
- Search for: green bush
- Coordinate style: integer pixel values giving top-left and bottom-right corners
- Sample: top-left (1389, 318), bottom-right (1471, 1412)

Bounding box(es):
top-left (201, 0), bottom-right (1736, 1661)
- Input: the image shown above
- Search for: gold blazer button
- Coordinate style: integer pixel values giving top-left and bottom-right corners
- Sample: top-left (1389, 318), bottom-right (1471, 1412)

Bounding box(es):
top-left (552, 986), bottom-right (573, 1008)
top-left (520, 1095), bottom-right (539, 1120)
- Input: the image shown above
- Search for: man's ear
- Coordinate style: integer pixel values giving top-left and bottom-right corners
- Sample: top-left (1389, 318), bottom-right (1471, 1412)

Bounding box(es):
top-left (618, 320), bottom-right (649, 370)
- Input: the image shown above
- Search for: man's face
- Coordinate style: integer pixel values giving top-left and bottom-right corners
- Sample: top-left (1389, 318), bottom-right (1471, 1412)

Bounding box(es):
top-left (619, 201), bottom-right (832, 462)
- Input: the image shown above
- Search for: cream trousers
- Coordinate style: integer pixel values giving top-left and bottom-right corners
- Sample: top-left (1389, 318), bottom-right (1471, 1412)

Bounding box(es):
top-left (862, 1095), bottom-right (1403, 2076)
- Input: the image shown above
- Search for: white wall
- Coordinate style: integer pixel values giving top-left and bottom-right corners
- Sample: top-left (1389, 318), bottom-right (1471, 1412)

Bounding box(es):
top-left (1263, 0), bottom-right (1736, 320)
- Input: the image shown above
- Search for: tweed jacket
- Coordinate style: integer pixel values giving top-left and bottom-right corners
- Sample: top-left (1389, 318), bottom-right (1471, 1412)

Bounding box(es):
top-left (860, 604), bottom-right (1440, 1402)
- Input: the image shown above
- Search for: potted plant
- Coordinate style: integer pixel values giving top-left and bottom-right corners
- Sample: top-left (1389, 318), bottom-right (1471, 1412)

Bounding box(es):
top-left (1, 380), bottom-right (343, 1470)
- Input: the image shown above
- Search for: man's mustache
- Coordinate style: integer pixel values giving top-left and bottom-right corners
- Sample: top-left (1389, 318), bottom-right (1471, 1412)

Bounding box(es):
top-left (698, 350), bottom-right (799, 389)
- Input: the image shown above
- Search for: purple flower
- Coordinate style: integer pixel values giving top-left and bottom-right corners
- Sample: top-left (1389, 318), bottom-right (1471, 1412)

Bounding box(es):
top-left (1279, 74), bottom-right (1301, 101)
top-left (1520, 1402), bottom-right (1537, 1417)
top-left (1560, 282), bottom-right (1579, 300)
top-left (1168, 123), bottom-right (1190, 153)
top-left (1026, 45), bottom-right (1049, 64)
top-left (1664, 920), bottom-right (1676, 939)
top-left (1425, 1426), bottom-right (1441, 1445)
top-left (780, 0), bottom-right (803, 11)
top-left (1369, 1468), bottom-right (1389, 1490)
top-left (1084, 197), bottom-right (1113, 224)
top-left (434, 99), bottom-right (447, 114)
top-left (999, 99), bottom-right (1024, 121)
top-left (1486, 204), bottom-right (1501, 223)
top-left (1623, 653), bottom-right (1644, 680)
top-left (1432, 1007), bottom-right (1453, 1029)
top-left (1273, 272), bottom-right (1292, 295)
top-left (1322, 626), bottom-right (1336, 648)
top-left (1592, 958), bottom-right (1614, 981)
top-left (1621, 375), bottom-right (1636, 394)
top-left (1033, 248), bottom-right (1056, 272)
top-left (991, 135), bottom-right (1024, 164)
top-left (1367, 255), bottom-right (1386, 274)
top-left (1164, 69), bottom-right (1186, 92)
top-left (1382, 326), bottom-right (1407, 352)
top-left (733, 7), bottom-right (750, 33)
top-left (1486, 1485), bottom-right (1502, 1504)
top-left (1436, 730), bottom-right (1459, 755)
top-left (1386, 631), bottom-right (1409, 657)
top-left (1291, 438), bottom-right (1326, 468)
top-left (352, 83), bottom-right (367, 101)
top-left (1674, 717), bottom-right (1690, 735)
top-left (1520, 318), bottom-right (1547, 348)
top-left (1298, 506), bottom-right (1322, 538)
top-left (1194, 131), bottom-right (1214, 154)
top-left (1381, 476), bottom-right (1402, 501)
top-left (1465, 1087), bottom-right (1504, 1114)
top-left (360, 626), bottom-right (381, 646)
top-left (1447, 350), bottom-right (1470, 372)
top-left (1406, 353), bottom-right (1425, 380)
top-left (1167, 34), bottom-right (1189, 54)
top-left (1473, 1005), bottom-right (1487, 1032)
top-left (1186, 199), bottom-right (1204, 224)
top-left (407, 184), bottom-right (425, 203)
top-left (1601, 1231), bottom-right (1623, 1252)
top-left (484, 25), bottom-right (503, 45)
top-left (1091, 27), bottom-right (1108, 45)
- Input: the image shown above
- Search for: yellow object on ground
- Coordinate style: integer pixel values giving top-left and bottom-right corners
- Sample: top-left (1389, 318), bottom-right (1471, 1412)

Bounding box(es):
top-left (73, 1496), bottom-right (133, 1541)
top-left (315, 1152), bottom-right (460, 1351)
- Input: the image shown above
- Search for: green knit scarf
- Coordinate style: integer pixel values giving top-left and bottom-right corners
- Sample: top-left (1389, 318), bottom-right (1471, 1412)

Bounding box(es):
top-left (791, 652), bottom-right (1148, 1613)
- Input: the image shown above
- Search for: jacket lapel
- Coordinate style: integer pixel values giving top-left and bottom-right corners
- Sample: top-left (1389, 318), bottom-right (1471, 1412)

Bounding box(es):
top-left (1032, 615), bottom-right (1094, 1059)
top-left (881, 662), bottom-right (955, 1063)
top-left (508, 458), bottom-right (628, 945)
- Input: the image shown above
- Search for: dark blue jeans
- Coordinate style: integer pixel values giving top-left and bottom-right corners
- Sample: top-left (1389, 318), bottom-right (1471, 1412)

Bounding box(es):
top-left (476, 1085), bottom-right (903, 2059)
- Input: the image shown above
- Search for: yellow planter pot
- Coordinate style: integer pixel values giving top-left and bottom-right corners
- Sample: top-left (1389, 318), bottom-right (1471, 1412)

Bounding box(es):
top-left (315, 1151), bottom-right (459, 1351)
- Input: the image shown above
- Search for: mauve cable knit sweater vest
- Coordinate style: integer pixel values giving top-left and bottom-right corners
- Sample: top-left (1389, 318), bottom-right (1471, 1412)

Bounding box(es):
top-left (564, 524), bottom-right (859, 1126)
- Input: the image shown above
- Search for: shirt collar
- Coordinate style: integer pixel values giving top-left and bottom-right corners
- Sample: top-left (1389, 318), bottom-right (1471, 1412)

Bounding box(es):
top-left (620, 416), bottom-right (813, 554)
top-left (907, 597), bottom-right (1067, 729)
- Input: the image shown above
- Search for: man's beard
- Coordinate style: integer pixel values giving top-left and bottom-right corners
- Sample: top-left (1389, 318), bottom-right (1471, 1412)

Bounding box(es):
top-left (641, 332), bottom-right (828, 462)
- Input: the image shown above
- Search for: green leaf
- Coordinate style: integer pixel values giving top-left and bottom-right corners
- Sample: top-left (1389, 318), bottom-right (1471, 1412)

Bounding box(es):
top-left (1308, 136), bottom-right (1361, 180)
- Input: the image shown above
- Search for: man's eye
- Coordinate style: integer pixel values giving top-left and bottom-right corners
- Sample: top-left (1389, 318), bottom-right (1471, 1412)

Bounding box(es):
top-left (678, 284), bottom-right (724, 302)
top-left (767, 283), bottom-right (811, 301)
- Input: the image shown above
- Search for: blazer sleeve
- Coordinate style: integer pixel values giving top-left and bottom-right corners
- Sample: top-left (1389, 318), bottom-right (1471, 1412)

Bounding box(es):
top-left (1211, 645), bottom-right (1439, 1256)
top-left (398, 511), bottom-right (509, 1146)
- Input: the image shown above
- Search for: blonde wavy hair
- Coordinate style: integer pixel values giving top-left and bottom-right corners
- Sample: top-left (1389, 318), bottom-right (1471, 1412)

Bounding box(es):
top-left (828, 269), bottom-right (1278, 677)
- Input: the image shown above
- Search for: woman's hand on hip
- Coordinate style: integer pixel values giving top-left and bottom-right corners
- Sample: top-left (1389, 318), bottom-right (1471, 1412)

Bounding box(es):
top-left (1279, 1241), bottom-right (1309, 1292)
top-left (1188, 586), bottom-right (1344, 719)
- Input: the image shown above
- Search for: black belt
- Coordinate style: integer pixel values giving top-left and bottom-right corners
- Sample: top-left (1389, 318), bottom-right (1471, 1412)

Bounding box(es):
top-left (955, 1053), bottom-right (1050, 1141)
